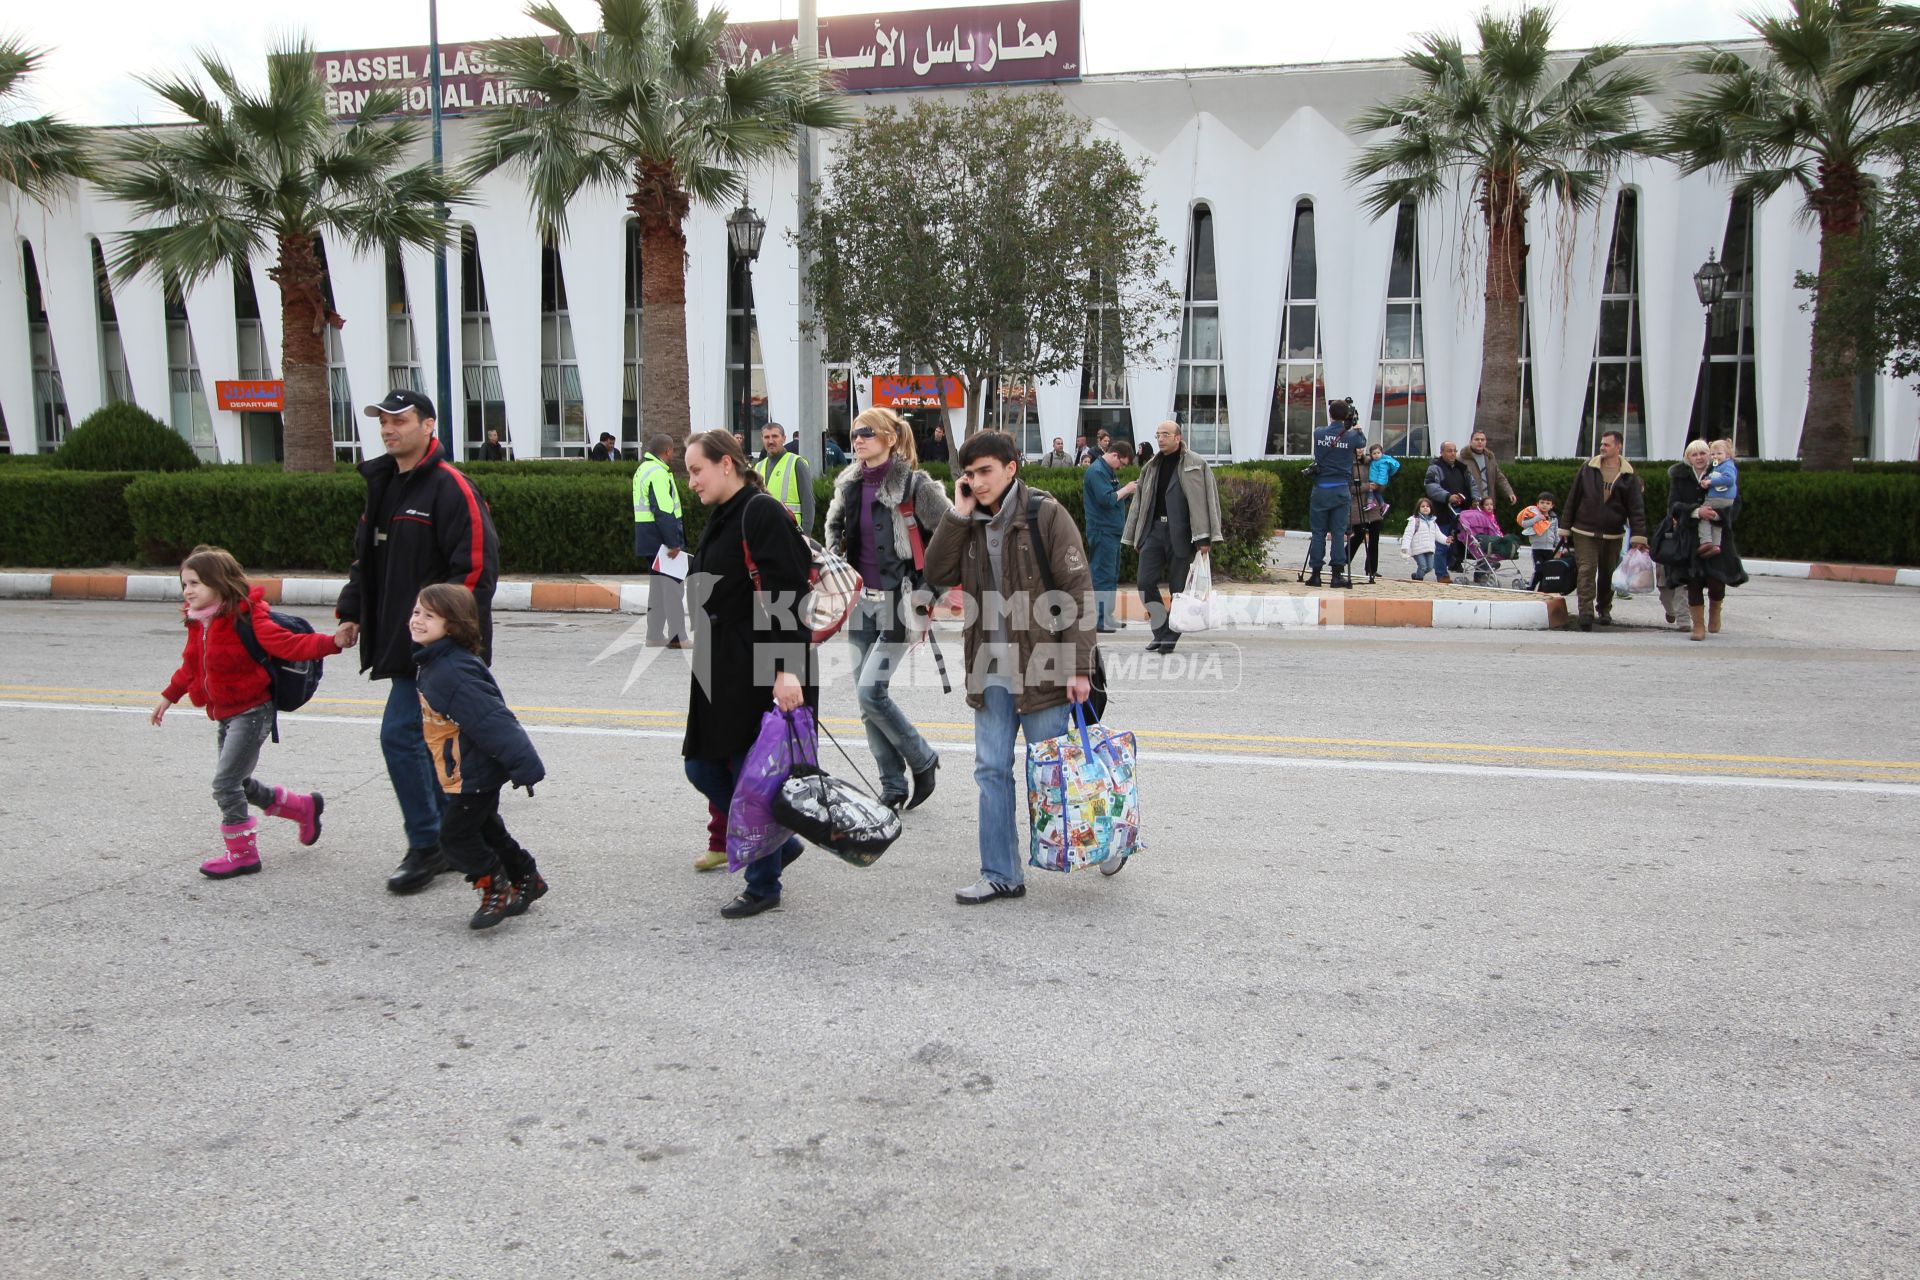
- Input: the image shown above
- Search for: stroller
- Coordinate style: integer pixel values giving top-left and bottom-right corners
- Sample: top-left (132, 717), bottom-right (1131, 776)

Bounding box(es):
top-left (1457, 527), bottom-right (1526, 590)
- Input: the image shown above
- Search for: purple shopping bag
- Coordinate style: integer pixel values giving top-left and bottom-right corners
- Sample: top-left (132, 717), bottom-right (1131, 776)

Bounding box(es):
top-left (726, 707), bottom-right (818, 872)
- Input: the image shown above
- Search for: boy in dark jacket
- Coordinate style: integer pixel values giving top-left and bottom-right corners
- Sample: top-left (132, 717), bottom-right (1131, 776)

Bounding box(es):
top-left (410, 585), bottom-right (548, 930)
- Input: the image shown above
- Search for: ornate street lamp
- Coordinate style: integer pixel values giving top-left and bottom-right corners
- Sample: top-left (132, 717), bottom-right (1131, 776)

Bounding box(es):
top-left (1693, 250), bottom-right (1728, 441)
top-left (726, 203), bottom-right (767, 262)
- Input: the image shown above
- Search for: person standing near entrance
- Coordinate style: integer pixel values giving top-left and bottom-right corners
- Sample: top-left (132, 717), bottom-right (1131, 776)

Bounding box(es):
top-left (1121, 420), bottom-right (1222, 654)
top-left (589, 432), bottom-right (622, 461)
top-left (1559, 429), bottom-right (1649, 630)
top-left (1305, 397), bottom-right (1367, 588)
top-left (335, 389), bottom-right (500, 895)
top-left (1082, 438), bottom-right (1136, 631)
top-left (479, 429), bottom-right (508, 461)
top-left (633, 433), bottom-right (688, 648)
top-left (754, 422), bottom-right (816, 535)
top-left (922, 424), bottom-right (950, 464)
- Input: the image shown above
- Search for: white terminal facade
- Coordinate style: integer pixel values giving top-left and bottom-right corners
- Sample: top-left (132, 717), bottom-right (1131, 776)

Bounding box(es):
top-left (2, 40), bottom-right (1915, 465)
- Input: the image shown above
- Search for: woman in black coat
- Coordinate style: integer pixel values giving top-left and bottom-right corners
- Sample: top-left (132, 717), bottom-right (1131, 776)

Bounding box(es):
top-left (1664, 439), bottom-right (1749, 641)
top-left (682, 429), bottom-right (819, 918)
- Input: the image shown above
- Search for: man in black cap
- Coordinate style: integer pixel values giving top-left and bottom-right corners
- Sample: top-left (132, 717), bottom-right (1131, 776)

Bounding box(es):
top-left (335, 389), bottom-right (502, 895)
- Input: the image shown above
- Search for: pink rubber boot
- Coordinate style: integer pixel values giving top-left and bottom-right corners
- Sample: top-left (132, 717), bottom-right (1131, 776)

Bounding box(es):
top-left (201, 819), bottom-right (263, 879)
top-left (265, 787), bottom-right (325, 846)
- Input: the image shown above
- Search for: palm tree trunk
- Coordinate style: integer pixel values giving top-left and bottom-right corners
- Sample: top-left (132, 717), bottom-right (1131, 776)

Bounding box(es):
top-left (1474, 176), bottom-right (1527, 459)
top-left (1799, 167), bottom-right (1864, 472)
top-left (631, 163), bottom-right (692, 467)
top-left (270, 233), bottom-right (338, 474)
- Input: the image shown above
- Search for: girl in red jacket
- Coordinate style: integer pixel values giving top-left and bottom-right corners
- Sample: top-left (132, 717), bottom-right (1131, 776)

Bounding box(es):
top-left (151, 546), bottom-right (345, 879)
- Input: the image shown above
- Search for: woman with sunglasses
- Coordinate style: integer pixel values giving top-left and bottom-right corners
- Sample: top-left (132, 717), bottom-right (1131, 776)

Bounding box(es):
top-left (823, 407), bottom-right (952, 810)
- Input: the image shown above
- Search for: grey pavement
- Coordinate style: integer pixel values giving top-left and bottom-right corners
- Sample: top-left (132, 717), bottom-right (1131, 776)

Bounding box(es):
top-left (1, 575), bottom-right (1916, 1279)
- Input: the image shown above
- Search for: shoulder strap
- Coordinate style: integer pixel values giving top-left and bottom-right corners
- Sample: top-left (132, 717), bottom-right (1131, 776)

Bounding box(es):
top-left (898, 473), bottom-right (928, 571)
top-left (232, 609), bottom-right (269, 666)
top-left (1025, 490), bottom-right (1056, 595)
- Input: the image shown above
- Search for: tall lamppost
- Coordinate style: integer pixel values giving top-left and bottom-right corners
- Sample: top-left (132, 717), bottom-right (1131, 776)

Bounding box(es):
top-left (727, 201), bottom-right (767, 445)
top-left (429, 0), bottom-right (454, 457)
top-left (795, 0), bottom-right (825, 467)
top-left (1693, 249), bottom-right (1727, 443)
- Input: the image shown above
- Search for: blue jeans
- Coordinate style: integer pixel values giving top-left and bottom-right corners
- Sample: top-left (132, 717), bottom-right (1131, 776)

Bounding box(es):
top-left (1088, 535), bottom-right (1120, 628)
top-left (381, 675), bottom-right (445, 849)
top-left (684, 755), bottom-right (799, 901)
top-left (1307, 485), bottom-right (1352, 572)
top-left (973, 685), bottom-right (1071, 887)
top-left (1411, 551), bottom-right (1435, 580)
top-left (848, 616), bottom-right (935, 798)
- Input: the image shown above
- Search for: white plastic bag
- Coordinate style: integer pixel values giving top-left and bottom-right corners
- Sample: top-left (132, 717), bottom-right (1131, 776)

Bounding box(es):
top-left (1612, 546), bottom-right (1655, 596)
top-left (1169, 554), bottom-right (1222, 633)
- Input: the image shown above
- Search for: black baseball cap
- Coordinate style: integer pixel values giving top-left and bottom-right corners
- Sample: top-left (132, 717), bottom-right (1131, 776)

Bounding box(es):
top-left (362, 388), bottom-right (436, 420)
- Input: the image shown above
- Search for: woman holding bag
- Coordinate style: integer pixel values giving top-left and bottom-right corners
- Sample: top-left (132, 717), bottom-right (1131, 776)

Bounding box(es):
top-left (681, 429), bottom-right (819, 919)
top-left (823, 407), bottom-right (951, 812)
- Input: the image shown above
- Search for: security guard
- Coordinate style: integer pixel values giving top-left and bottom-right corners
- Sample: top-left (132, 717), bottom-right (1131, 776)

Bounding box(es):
top-left (753, 422), bottom-right (817, 535)
top-left (632, 433), bottom-right (688, 647)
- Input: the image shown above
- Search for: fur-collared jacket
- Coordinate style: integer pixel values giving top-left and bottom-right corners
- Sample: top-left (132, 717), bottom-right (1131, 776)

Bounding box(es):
top-left (823, 457), bottom-right (952, 593)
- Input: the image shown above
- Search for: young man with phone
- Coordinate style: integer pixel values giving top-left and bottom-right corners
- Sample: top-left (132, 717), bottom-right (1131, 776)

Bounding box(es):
top-left (925, 432), bottom-right (1099, 905)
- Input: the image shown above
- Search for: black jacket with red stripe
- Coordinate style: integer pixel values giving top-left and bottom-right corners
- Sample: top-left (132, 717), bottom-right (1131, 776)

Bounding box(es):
top-left (337, 440), bottom-right (500, 679)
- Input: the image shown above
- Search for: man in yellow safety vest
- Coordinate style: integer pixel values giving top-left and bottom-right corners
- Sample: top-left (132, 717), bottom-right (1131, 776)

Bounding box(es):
top-left (632, 433), bottom-right (688, 648)
top-left (754, 422), bottom-right (817, 535)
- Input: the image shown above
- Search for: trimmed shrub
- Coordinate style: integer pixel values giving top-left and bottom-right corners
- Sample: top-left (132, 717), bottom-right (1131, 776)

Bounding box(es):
top-left (127, 471), bottom-right (366, 571)
top-left (0, 470), bottom-right (140, 566)
top-left (54, 404), bottom-right (201, 473)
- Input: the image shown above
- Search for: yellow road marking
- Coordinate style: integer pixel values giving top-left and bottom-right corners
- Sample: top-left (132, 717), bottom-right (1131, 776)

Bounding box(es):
top-left (6, 683), bottom-right (1916, 779)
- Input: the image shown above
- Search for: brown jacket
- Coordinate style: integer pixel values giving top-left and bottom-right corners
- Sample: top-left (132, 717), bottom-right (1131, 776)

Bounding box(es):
top-left (924, 481), bottom-right (1098, 714)
top-left (1562, 454), bottom-right (1649, 543)
top-left (1460, 445), bottom-right (1517, 506)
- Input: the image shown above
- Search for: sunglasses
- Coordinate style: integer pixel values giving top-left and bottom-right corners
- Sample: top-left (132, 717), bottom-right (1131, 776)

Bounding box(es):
top-left (851, 427), bottom-right (879, 441)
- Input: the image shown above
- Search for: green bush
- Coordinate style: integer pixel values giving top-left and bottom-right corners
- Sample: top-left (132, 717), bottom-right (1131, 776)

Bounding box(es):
top-left (0, 471), bottom-right (139, 566)
top-left (0, 451), bottom-right (58, 466)
top-left (54, 404), bottom-right (201, 473)
top-left (4, 455), bottom-right (1912, 571)
top-left (127, 471), bottom-right (366, 571)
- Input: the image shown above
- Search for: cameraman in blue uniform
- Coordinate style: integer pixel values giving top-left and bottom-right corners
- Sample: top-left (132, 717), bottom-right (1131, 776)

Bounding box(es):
top-left (1306, 397), bottom-right (1368, 588)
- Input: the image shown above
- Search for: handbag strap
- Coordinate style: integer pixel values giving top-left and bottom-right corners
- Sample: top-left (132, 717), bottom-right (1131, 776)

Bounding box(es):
top-left (898, 476), bottom-right (929, 572)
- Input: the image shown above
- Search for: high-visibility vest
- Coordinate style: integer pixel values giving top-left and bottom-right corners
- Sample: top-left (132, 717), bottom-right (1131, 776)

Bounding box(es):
top-left (754, 450), bottom-right (804, 526)
top-left (632, 454), bottom-right (681, 523)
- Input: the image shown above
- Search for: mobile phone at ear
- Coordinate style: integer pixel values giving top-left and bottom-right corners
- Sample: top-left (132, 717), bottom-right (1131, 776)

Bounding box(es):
top-left (957, 479), bottom-right (972, 496)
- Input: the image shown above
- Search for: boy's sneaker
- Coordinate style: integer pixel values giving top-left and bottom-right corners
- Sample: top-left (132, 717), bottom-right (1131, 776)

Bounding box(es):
top-left (954, 878), bottom-right (1026, 905)
top-left (469, 874), bottom-right (524, 930)
top-left (692, 849), bottom-right (728, 872)
top-left (511, 870), bottom-right (548, 915)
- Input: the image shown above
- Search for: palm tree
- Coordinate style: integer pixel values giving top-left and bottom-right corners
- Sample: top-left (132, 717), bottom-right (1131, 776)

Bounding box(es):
top-left (100, 40), bottom-right (465, 472)
top-left (1663, 0), bottom-right (1918, 471)
top-left (0, 38), bottom-right (94, 203)
top-left (469, 0), bottom-right (851, 446)
top-left (1349, 6), bottom-right (1655, 459)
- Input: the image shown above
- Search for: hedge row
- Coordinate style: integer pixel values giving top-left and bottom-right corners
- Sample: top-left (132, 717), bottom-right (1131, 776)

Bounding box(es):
top-left (2, 458), bottom-right (1912, 571)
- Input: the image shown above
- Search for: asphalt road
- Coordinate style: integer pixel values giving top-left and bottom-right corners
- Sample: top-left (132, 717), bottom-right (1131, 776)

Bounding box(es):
top-left (1, 575), bottom-right (1916, 1279)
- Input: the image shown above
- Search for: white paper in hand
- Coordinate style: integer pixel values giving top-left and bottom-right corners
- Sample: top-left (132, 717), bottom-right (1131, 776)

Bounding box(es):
top-left (652, 548), bottom-right (689, 581)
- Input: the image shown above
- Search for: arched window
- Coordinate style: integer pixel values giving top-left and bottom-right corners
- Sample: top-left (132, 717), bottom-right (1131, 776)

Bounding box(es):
top-left (1267, 200), bottom-right (1323, 456)
top-left (311, 237), bottom-right (358, 463)
top-left (1581, 190), bottom-right (1648, 457)
top-left (540, 237), bottom-right (588, 456)
top-left (1173, 204), bottom-right (1228, 455)
top-left (1689, 196), bottom-right (1758, 457)
top-left (621, 221), bottom-right (644, 453)
top-left (21, 241), bottom-right (71, 449)
top-left (162, 279), bottom-right (216, 461)
top-left (1371, 202), bottom-right (1427, 455)
top-left (460, 226), bottom-right (507, 454)
top-left (89, 240), bottom-right (132, 406)
top-left (386, 245), bottom-right (423, 394)
top-left (1080, 269), bottom-right (1131, 444)
top-left (1516, 256), bottom-right (1538, 457)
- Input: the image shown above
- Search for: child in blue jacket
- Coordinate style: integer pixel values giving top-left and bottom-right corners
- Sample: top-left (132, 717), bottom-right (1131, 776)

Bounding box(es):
top-left (411, 584), bottom-right (549, 930)
top-left (1366, 445), bottom-right (1401, 498)
top-left (1700, 438), bottom-right (1739, 555)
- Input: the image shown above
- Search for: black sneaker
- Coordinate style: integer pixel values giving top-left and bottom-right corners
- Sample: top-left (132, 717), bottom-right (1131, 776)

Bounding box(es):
top-left (511, 870), bottom-right (548, 915)
top-left (469, 874), bottom-right (524, 930)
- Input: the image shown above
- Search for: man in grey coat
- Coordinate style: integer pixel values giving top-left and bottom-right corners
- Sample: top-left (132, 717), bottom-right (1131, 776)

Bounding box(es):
top-left (1121, 420), bottom-right (1223, 654)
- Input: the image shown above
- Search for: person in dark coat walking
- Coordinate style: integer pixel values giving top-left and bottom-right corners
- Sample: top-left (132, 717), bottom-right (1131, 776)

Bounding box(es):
top-left (1665, 440), bottom-right (1749, 641)
top-left (1081, 439), bottom-right (1136, 631)
top-left (335, 389), bottom-right (500, 895)
top-left (680, 429), bottom-right (819, 920)
top-left (1559, 429), bottom-right (1649, 630)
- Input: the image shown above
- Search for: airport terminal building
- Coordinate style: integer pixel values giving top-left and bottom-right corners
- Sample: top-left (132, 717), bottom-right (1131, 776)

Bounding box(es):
top-left (3, 5), bottom-right (1915, 466)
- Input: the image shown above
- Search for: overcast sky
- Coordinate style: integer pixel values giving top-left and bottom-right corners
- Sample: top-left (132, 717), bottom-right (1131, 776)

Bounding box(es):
top-left (11, 0), bottom-right (1756, 127)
